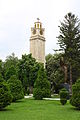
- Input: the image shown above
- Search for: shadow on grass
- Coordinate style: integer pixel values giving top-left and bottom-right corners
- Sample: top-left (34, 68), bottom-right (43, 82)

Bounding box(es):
top-left (69, 106), bottom-right (80, 111)
top-left (0, 108), bottom-right (14, 112)
top-left (13, 99), bottom-right (25, 103)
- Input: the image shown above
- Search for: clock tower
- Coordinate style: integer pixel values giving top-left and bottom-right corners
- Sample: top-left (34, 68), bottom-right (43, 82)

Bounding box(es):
top-left (30, 18), bottom-right (45, 66)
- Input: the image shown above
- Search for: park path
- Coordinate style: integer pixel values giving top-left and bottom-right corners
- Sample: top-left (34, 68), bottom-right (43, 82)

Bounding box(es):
top-left (24, 94), bottom-right (60, 100)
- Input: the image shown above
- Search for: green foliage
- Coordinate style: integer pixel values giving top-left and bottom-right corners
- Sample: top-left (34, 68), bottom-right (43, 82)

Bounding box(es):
top-left (57, 12), bottom-right (80, 83)
top-left (5, 65), bottom-right (17, 80)
top-left (4, 53), bottom-right (19, 80)
top-left (0, 73), bottom-right (4, 82)
top-left (7, 75), bottom-right (24, 102)
top-left (60, 99), bottom-right (67, 105)
top-left (33, 88), bottom-right (43, 100)
top-left (18, 54), bottom-right (40, 94)
top-left (0, 60), bottom-right (3, 75)
top-left (0, 80), bottom-right (12, 110)
top-left (59, 88), bottom-right (69, 105)
top-left (5, 53), bottom-right (18, 69)
top-left (45, 53), bottom-right (53, 61)
top-left (70, 78), bottom-right (80, 109)
top-left (46, 53), bottom-right (64, 93)
top-left (33, 64), bottom-right (51, 100)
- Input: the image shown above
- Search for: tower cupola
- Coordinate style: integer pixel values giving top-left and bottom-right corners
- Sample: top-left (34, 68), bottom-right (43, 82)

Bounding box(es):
top-left (31, 18), bottom-right (44, 36)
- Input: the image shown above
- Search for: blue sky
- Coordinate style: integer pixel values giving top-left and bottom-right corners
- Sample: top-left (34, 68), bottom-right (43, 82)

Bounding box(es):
top-left (0, 0), bottom-right (80, 61)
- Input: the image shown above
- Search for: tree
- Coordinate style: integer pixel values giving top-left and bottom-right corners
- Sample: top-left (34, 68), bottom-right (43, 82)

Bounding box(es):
top-left (60, 57), bottom-right (68, 83)
top-left (5, 53), bottom-right (18, 68)
top-left (18, 54), bottom-right (40, 94)
top-left (33, 64), bottom-right (51, 100)
top-left (45, 53), bottom-right (53, 61)
top-left (0, 60), bottom-right (3, 74)
top-left (4, 53), bottom-right (19, 80)
top-left (57, 12), bottom-right (80, 93)
top-left (46, 53), bottom-right (64, 93)
top-left (0, 76), bottom-right (12, 110)
top-left (5, 65), bottom-right (17, 80)
top-left (70, 78), bottom-right (80, 109)
top-left (0, 60), bottom-right (4, 79)
top-left (7, 75), bottom-right (24, 102)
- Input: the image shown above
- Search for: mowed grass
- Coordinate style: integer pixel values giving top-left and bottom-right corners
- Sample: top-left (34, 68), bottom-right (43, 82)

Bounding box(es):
top-left (0, 98), bottom-right (80, 120)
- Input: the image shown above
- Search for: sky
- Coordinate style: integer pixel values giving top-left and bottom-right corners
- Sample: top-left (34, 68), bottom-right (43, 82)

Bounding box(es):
top-left (0, 0), bottom-right (80, 61)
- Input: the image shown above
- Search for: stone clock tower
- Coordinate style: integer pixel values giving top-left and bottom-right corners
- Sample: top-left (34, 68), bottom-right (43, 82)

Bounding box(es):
top-left (30, 18), bottom-right (45, 66)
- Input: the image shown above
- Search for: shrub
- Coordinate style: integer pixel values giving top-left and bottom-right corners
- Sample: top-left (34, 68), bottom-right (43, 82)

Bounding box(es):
top-left (33, 88), bottom-right (43, 100)
top-left (0, 80), bottom-right (12, 110)
top-left (59, 88), bottom-right (69, 105)
top-left (70, 78), bottom-right (80, 109)
top-left (60, 99), bottom-right (67, 105)
top-left (33, 64), bottom-right (51, 100)
top-left (7, 75), bottom-right (24, 102)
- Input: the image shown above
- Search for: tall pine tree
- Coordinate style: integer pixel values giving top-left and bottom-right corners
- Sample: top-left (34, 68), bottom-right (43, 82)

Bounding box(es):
top-left (57, 13), bottom-right (80, 93)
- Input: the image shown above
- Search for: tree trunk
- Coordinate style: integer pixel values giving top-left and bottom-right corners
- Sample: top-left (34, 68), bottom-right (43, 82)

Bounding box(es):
top-left (60, 57), bottom-right (68, 83)
top-left (29, 86), bottom-right (33, 94)
top-left (64, 65), bottom-right (67, 83)
top-left (70, 64), bottom-right (72, 94)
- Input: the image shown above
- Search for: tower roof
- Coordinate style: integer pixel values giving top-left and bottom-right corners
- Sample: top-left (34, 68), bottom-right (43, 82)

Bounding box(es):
top-left (34, 18), bottom-right (42, 29)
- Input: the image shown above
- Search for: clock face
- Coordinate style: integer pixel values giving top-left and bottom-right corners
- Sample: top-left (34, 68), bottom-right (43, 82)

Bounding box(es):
top-left (33, 29), bottom-right (36, 34)
top-left (40, 30), bottom-right (43, 35)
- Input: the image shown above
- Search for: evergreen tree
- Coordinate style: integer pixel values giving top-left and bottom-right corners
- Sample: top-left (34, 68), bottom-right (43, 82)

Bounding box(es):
top-left (33, 64), bottom-right (51, 100)
top-left (4, 53), bottom-right (19, 80)
top-left (57, 12), bottom-right (80, 93)
top-left (5, 65), bottom-right (17, 80)
top-left (0, 75), bottom-right (12, 110)
top-left (70, 78), bottom-right (80, 109)
top-left (7, 75), bottom-right (24, 102)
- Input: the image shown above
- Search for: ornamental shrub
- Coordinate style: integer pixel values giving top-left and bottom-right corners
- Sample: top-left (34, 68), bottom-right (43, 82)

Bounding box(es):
top-left (33, 88), bottom-right (43, 100)
top-left (59, 88), bottom-right (69, 105)
top-left (7, 75), bottom-right (24, 102)
top-left (60, 99), bottom-right (67, 105)
top-left (0, 79), bottom-right (12, 110)
top-left (33, 64), bottom-right (51, 100)
top-left (70, 78), bottom-right (80, 109)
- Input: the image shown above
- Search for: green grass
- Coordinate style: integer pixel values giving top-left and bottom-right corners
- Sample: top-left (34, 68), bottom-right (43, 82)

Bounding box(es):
top-left (0, 98), bottom-right (80, 120)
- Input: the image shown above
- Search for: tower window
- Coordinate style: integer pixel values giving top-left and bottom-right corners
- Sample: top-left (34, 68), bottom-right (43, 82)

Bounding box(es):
top-left (33, 29), bottom-right (36, 34)
top-left (37, 23), bottom-right (39, 28)
top-left (40, 30), bottom-right (43, 35)
top-left (35, 24), bottom-right (36, 28)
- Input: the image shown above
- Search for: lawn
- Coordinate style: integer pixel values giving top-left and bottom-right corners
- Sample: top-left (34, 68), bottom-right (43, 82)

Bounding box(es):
top-left (0, 98), bottom-right (80, 120)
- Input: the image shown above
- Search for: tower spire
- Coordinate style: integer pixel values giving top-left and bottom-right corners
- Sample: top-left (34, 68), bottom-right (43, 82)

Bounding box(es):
top-left (37, 18), bottom-right (40, 22)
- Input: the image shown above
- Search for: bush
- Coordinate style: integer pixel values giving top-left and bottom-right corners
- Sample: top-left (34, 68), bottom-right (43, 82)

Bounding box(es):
top-left (60, 99), bottom-right (67, 105)
top-left (70, 78), bottom-right (80, 109)
top-left (33, 64), bottom-right (51, 100)
top-left (33, 88), bottom-right (43, 100)
top-left (7, 75), bottom-right (24, 102)
top-left (59, 88), bottom-right (69, 105)
top-left (0, 80), bottom-right (12, 110)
